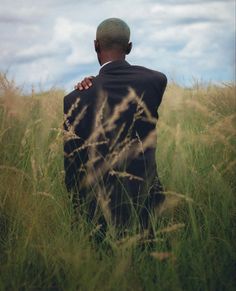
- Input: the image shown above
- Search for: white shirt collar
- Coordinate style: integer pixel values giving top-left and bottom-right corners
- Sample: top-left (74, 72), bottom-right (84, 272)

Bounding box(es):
top-left (100, 61), bottom-right (112, 69)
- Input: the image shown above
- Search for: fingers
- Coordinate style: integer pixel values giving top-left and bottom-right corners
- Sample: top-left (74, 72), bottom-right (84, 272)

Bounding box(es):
top-left (74, 83), bottom-right (83, 90)
top-left (82, 77), bottom-right (92, 89)
top-left (74, 76), bottom-right (95, 91)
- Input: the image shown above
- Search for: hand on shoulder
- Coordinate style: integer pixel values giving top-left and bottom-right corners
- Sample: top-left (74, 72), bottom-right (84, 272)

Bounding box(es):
top-left (74, 76), bottom-right (95, 91)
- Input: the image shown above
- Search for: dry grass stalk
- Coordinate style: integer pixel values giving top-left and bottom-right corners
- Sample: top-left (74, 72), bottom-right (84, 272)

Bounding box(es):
top-left (104, 89), bottom-right (137, 132)
top-left (97, 187), bottom-right (112, 225)
top-left (72, 105), bottom-right (88, 128)
top-left (30, 156), bottom-right (37, 182)
top-left (109, 170), bottom-right (144, 181)
top-left (157, 223), bottom-right (185, 234)
top-left (0, 165), bottom-right (32, 182)
top-left (109, 122), bottom-right (126, 151)
top-left (64, 97), bottom-right (81, 120)
top-left (64, 140), bottom-right (108, 158)
top-left (94, 91), bottom-right (108, 128)
top-left (89, 224), bottom-right (103, 237)
top-left (133, 93), bottom-right (157, 125)
top-left (33, 192), bottom-right (55, 199)
top-left (155, 191), bottom-right (193, 216)
top-left (116, 233), bottom-right (143, 248)
top-left (0, 127), bottom-right (11, 142)
top-left (63, 106), bottom-right (88, 143)
top-left (163, 191), bottom-right (194, 202)
top-left (221, 159), bottom-right (236, 175)
top-left (150, 252), bottom-right (176, 262)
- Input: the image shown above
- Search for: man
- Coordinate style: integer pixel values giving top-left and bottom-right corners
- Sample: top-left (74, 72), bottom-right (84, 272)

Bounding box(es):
top-left (64, 18), bottom-right (167, 233)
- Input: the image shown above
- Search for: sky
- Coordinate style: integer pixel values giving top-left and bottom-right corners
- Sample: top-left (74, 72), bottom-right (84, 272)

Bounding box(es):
top-left (0, 0), bottom-right (235, 93)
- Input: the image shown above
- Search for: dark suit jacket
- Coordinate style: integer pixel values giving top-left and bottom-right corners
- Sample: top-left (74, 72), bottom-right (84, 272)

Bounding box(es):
top-left (64, 60), bottom-right (167, 226)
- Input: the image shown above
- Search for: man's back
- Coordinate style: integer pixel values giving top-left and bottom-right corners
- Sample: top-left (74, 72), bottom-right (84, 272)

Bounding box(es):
top-left (64, 60), bottom-right (167, 228)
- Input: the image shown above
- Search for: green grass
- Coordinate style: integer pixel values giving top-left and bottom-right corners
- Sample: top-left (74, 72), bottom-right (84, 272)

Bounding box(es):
top-left (0, 74), bottom-right (235, 290)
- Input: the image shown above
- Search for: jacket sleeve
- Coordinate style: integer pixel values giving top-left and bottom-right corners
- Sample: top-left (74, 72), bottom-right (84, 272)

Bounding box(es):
top-left (133, 72), bottom-right (167, 140)
top-left (63, 93), bottom-right (90, 193)
top-left (150, 72), bottom-right (167, 119)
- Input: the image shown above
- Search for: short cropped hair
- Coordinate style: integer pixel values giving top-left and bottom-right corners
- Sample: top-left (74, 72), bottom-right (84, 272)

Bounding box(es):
top-left (96, 18), bottom-right (130, 52)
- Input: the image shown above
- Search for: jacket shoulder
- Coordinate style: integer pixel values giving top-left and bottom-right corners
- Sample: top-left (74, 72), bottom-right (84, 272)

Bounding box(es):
top-left (131, 65), bottom-right (167, 85)
top-left (64, 78), bottom-right (100, 114)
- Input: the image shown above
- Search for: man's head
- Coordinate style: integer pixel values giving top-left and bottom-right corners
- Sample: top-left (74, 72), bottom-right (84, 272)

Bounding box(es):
top-left (94, 18), bottom-right (132, 65)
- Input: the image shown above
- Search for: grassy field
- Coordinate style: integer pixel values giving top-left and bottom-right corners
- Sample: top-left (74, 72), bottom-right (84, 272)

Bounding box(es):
top-left (0, 73), bottom-right (235, 291)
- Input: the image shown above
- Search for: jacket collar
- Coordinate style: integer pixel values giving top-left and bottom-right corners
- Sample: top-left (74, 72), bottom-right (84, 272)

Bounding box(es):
top-left (99, 59), bottom-right (131, 74)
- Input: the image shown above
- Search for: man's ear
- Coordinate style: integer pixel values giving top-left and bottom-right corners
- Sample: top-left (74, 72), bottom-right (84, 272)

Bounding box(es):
top-left (94, 40), bottom-right (100, 53)
top-left (126, 42), bottom-right (132, 55)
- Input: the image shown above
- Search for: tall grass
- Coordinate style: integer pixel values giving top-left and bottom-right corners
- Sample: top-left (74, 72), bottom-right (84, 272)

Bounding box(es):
top-left (0, 73), bottom-right (235, 290)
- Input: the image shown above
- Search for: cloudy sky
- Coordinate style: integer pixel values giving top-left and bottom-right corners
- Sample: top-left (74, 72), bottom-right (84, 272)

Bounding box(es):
top-left (0, 0), bottom-right (235, 92)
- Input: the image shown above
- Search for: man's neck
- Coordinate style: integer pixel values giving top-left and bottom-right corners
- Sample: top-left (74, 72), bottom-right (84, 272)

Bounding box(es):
top-left (99, 51), bottom-right (126, 66)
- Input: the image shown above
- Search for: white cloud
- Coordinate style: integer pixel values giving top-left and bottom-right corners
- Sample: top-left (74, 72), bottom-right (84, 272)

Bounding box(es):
top-left (0, 0), bottom-right (234, 91)
top-left (53, 17), bottom-right (96, 65)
